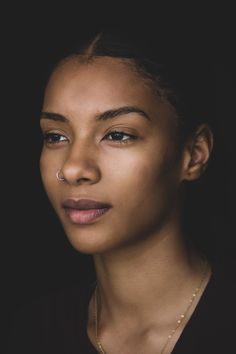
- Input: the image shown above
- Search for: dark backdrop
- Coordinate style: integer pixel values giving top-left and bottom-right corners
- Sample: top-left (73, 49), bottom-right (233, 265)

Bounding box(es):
top-left (2, 11), bottom-right (236, 344)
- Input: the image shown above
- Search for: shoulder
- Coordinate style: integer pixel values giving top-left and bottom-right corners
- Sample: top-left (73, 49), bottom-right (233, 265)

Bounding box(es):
top-left (207, 258), bottom-right (236, 308)
top-left (6, 282), bottom-right (96, 354)
top-left (196, 257), bottom-right (236, 328)
top-left (179, 258), bottom-right (236, 353)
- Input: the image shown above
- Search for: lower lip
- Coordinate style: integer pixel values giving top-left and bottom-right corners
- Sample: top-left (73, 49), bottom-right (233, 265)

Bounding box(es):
top-left (64, 207), bottom-right (111, 224)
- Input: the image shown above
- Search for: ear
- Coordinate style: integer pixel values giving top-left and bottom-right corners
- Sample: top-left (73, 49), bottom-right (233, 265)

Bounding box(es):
top-left (180, 124), bottom-right (214, 181)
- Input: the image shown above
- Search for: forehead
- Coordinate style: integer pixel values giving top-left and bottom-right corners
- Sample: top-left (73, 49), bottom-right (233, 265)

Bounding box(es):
top-left (43, 56), bottom-right (159, 112)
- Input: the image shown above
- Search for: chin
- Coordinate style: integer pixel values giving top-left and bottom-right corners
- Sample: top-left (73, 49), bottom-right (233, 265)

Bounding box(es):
top-left (64, 228), bottom-right (118, 255)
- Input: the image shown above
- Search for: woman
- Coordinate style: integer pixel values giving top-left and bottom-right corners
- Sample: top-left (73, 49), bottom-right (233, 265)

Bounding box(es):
top-left (7, 28), bottom-right (235, 353)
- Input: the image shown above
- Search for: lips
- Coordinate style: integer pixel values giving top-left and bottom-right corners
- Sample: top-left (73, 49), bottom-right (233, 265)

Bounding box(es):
top-left (62, 198), bottom-right (112, 210)
top-left (62, 198), bottom-right (112, 224)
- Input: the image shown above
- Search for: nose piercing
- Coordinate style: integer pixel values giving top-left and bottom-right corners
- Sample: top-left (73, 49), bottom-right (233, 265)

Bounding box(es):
top-left (56, 169), bottom-right (65, 182)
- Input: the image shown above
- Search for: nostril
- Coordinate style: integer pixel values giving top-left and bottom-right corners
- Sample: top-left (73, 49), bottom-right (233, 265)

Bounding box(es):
top-left (76, 177), bottom-right (93, 184)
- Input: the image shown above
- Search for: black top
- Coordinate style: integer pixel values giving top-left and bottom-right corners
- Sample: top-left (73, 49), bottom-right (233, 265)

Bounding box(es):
top-left (6, 262), bottom-right (236, 354)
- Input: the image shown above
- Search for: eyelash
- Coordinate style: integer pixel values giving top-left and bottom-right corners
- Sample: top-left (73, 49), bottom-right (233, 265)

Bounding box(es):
top-left (42, 131), bottom-right (137, 145)
top-left (43, 133), bottom-right (67, 144)
top-left (104, 131), bottom-right (137, 144)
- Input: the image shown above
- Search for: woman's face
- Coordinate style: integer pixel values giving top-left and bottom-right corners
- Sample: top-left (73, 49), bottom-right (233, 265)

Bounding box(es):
top-left (40, 56), bottom-right (184, 254)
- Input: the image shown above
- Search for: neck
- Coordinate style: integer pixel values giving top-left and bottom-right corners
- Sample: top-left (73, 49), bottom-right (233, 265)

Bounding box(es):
top-left (93, 220), bottom-right (209, 323)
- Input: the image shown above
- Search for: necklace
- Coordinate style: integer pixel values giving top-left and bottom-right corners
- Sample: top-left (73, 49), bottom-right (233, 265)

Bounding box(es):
top-left (93, 260), bottom-right (209, 354)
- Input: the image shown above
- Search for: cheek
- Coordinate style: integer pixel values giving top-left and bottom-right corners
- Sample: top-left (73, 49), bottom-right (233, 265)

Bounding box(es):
top-left (108, 145), bottom-right (180, 218)
top-left (107, 144), bottom-right (177, 192)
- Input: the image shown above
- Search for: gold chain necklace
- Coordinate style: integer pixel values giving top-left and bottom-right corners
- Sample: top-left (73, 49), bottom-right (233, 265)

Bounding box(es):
top-left (93, 261), bottom-right (209, 354)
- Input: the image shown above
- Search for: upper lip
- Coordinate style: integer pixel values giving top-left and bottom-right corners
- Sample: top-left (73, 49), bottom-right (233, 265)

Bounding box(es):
top-left (62, 198), bottom-right (112, 210)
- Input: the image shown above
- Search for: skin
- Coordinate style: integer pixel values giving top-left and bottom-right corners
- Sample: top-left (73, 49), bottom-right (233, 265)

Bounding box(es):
top-left (40, 56), bottom-right (213, 353)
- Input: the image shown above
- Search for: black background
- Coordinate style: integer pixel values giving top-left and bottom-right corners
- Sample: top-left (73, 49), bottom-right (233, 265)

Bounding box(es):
top-left (2, 7), bottom-right (236, 345)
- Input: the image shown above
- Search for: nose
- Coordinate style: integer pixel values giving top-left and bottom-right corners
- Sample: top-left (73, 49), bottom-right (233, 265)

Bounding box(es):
top-left (60, 140), bottom-right (101, 185)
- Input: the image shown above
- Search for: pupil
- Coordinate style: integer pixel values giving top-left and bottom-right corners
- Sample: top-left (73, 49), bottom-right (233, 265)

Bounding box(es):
top-left (113, 132), bottom-right (123, 139)
top-left (52, 134), bottom-right (60, 141)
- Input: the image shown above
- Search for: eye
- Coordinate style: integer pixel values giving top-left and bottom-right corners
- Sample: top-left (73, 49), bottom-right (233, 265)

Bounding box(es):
top-left (104, 131), bottom-right (137, 144)
top-left (43, 132), bottom-right (68, 145)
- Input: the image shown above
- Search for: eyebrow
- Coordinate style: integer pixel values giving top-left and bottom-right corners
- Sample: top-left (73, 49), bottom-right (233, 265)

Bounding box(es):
top-left (40, 106), bottom-right (151, 123)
